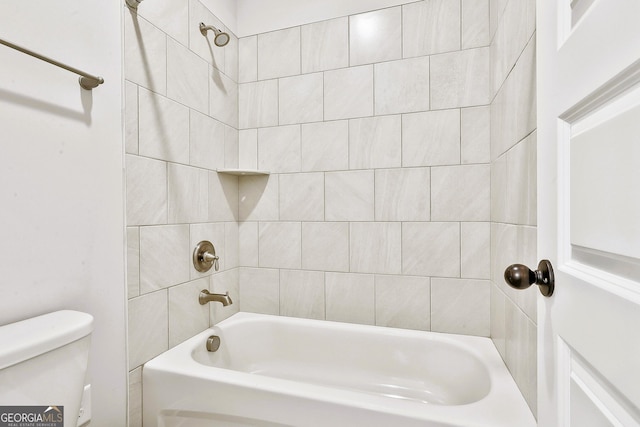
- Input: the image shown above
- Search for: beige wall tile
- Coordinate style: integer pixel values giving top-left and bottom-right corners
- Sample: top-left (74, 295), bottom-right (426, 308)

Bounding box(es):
top-left (375, 275), bottom-right (430, 330)
top-left (403, 0), bottom-right (460, 57)
top-left (350, 7), bottom-right (402, 66)
top-left (280, 270), bottom-right (325, 320)
top-left (431, 278), bottom-right (490, 336)
top-left (258, 27), bottom-right (301, 80)
top-left (302, 17), bottom-right (349, 73)
top-left (326, 272), bottom-right (374, 324)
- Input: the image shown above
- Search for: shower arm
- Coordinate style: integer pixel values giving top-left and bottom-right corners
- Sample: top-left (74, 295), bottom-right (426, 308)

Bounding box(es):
top-left (199, 23), bottom-right (221, 36)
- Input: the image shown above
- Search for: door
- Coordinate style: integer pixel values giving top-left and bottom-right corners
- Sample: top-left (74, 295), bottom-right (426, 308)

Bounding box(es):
top-left (537, 0), bottom-right (640, 426)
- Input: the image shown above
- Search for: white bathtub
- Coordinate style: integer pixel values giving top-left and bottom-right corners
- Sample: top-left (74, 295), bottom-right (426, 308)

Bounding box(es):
top-left (143, 312), bottom-right (535, 427)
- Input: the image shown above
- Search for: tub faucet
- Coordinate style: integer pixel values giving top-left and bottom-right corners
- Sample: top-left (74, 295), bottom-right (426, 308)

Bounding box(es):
top-left (199, 290), bottom-right (233, 306)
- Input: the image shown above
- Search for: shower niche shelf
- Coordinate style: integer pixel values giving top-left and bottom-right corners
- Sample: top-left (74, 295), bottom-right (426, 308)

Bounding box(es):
top-left (216, 169), bottom-right (270, 176)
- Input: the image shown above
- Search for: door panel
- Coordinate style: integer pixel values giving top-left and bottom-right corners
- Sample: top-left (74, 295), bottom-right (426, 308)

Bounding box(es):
top-left (538, 0), bottom-right (640, 425)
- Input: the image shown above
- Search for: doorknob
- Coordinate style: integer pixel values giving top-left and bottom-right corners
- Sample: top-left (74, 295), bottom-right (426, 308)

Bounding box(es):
top-left (504, 260), bottom-right (554, 297)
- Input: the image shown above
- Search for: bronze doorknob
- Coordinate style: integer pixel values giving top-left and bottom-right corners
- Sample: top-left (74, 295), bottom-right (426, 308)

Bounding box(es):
top-left (504, 260), bottom-right (555, 297)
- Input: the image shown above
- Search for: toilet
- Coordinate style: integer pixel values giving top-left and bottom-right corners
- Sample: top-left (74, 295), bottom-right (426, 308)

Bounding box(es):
top-left (0, 310), bottom-right (93, 427)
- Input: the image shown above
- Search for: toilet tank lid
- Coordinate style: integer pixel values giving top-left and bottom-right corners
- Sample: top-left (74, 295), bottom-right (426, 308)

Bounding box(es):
top-left (0, 310), bottom-right (93, 370)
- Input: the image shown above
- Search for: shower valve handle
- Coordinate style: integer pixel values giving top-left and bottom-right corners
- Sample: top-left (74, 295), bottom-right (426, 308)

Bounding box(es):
top-left (193, 240), bottom-right (219, 272)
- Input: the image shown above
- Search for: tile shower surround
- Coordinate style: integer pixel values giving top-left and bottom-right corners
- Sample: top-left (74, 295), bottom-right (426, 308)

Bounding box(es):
top-left (124, 0), bottom-right (538, 423)
top-left (236, 0), bottom-right (492, 335)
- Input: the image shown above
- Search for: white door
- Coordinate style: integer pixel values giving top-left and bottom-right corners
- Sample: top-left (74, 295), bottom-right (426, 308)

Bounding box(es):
top-left (537, 0), bottom-right (640, 425)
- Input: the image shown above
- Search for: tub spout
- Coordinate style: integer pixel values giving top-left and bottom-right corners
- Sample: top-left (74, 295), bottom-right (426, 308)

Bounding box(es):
top-left (199, 290), bottom-right (233, 306)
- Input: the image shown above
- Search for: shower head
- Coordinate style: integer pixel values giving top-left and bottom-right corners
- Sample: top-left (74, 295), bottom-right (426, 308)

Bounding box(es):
top-left (199, 22), bottom-right (230, 47)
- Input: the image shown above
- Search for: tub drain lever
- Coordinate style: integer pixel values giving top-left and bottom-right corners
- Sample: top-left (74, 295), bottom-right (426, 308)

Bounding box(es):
top-left (206, 335), bottom-right (221, 352)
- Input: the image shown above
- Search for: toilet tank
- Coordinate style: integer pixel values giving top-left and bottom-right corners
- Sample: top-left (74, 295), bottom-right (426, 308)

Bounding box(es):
top-left (0, 310), bottom-right (93, 427)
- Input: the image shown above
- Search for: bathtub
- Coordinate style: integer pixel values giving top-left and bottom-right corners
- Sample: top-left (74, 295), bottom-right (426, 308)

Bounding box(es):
top-left (143, 312), bottom-right (535, 427)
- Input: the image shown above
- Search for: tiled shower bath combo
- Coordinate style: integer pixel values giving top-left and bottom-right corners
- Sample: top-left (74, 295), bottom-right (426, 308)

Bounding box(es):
top-left (125, 0), bottom-right (537, 424)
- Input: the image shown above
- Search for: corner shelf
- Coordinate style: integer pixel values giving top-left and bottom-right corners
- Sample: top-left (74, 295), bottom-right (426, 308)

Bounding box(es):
top-left (216, 169), bottom-right (270, 176)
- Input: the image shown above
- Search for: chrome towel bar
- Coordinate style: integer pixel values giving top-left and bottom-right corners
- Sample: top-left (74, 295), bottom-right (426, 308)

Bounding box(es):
top-left (0, 37), bottom-right (104, 90)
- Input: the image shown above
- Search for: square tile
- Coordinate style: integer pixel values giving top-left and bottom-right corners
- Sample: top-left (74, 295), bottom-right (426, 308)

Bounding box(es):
top-left (324, 65), bottom-right (373, 120)
top-left (490, 37), bottom-right (536, 160)
top-left (138, 0), bottom-right (188, 46)
top-left (302, 17), bottom-right (349, 73)
top-left (168, 278), bottom-right (210, 347)
top-left (431, 164), bottom-right (490, 221)
top-left (375, 168), bottom-right (430, 221)
top-left (350, 7), bottom-right (401, 66)
top-left (168, 164), bottom-right (208, 223)
top-left (124, 15), bottom-right (166, 94)
top-left (490, 0), bottom-right (536, 94)
top-left (190, 110), bottom-right (225, 170)
top-left (239, 222), bottom-right (259, 267)
top-left (209, 70), bottom-right (238, 128)
top-left (461, 222), bottom-right (490, 279)
top-left (125, 81), bottom-right (139, 155)
top-left (239, 129), bottom-right (258, 169)
top-left (301, 121), bottom-right (349, 171)
top-left (258, 125), bottom-right (301, 173)
top-left (225, 32), bottom-right (239, 82)
top-left (280, 270), bottom-right (325, 320)
top-left (430, 48), bottom-right (490, 109)
top-left (127, 227), bottom-right (140, 298)
top-left (125, 155), bottom-right (167, 226)
top-left (258, 27), bottom-right (301, 80)
top-left (224, 125), bottom-right (239, 169)
top-left (462, 0), bottom-right (490, 49)
top-left (167, 38), bottom-right (208, 113)
top-left (461, 106), bottom-right (490, 164)
top-left (239, 35), bottom-right (258, 83)
top-left (374, 57), bottom-right (430, 115)
top-left (139, 225), bottom-right (190, 293)
top-left (239, 267), bottom-right (279, 314)
top-left (225, 221), bottom-right (239, 270)
top-left (301, 222), bottom-right (350, 272)
top-left (325, 170), bottom-right (374, 221)
top-left (128, 367), bottom-right (142, 426)
top-left (349, 115), bottom-right (402, 169)
top-left (350, 223), bottom-right (402, 274)
top-left (402, 222), bottom-right (460, 276)
top-left (239, 80), bottom-right (278, 129)
top-left (491, 284), bottom-right (507, 358)
top-left (128, 290), bottom-right (168, 369)
top-left (431, 278), bottom-right (490, 336)
top-left (402, 110), bottom-right (460, 167)
top-left (505, 301), bottom-right (537, 413)
top-left (403, 0), bottom-right (461, 57)
top-left (506, 132), bottom-right (536, 225)
top-left (259, 222), bottom-right (301, 269)
top-left (279, 173), bottom-right (324, 221)
top-left (325, 272), bottom-right (374, 325)
top-left (279, 73), bottom-right (323, 125)
top-left (138, 88), bottom-right (189, 163)
top-left (375, 275), bottom-right (430, 330)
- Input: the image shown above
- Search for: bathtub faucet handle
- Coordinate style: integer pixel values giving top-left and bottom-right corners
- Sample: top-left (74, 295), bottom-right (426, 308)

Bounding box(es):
top-left (193, 240), bottom-right (219, 272)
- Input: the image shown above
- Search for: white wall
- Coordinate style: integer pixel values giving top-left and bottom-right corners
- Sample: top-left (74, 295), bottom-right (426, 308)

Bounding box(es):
top-left (236, 0), bottom-right (414, 36)
top-left (200, 0), bottom-right (238, 35)
top-left (0, 1), bottom-right (127, 425)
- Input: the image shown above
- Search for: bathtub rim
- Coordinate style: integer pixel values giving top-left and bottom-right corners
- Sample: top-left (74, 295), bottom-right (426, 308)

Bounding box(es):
top-left (143, 312), bottom-right (536, 427)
